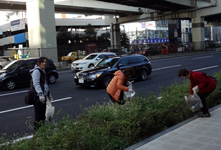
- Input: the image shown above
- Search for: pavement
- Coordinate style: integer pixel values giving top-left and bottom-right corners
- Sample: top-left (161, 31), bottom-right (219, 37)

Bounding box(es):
top-left (125, 105), bottom-right (221, 150)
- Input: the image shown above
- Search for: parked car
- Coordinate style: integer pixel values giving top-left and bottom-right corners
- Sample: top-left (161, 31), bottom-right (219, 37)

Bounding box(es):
top-left (71, 52), bottom-right (116, 72)
top-left (0, 58), bottom-right (58, 90)
top-left (61, 51), bottom-right (85, 63)
top-left (0, 56), bottom-right (15, 69)
top-left (74, 54), bottom-right (152, 88)
top-left (142, 48), bottom-right (161, 56)
top-left (161, 44), bottom-right (177, 54)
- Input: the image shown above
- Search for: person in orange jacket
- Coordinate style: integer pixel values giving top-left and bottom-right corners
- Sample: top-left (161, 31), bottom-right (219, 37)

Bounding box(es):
top-left (106, 67), bottom-right (135, 105)
top-left (178, 68), bottom-right (217, 117)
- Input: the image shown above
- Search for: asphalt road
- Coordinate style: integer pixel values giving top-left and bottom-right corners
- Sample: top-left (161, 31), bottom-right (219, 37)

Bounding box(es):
top-left (0, 52), bottom-right (221, 139)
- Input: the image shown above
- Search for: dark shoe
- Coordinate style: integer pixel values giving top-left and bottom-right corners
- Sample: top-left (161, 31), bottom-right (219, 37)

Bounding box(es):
top-left (197, 112), bottom-right (211, 117)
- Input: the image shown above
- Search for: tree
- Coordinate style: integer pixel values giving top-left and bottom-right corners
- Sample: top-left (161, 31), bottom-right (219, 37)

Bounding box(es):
top-left (56, 27), bottom-right (72, 45)
top-left (97, 31), bottom-right (111, 50)
top-left (121, 32), bottom-right (129, 47)
top-left (84, 24), bottom-right (97, 43)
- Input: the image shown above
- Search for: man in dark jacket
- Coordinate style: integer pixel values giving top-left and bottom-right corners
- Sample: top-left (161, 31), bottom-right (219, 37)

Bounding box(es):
top-left (178, 68), bottom-right (217, 117)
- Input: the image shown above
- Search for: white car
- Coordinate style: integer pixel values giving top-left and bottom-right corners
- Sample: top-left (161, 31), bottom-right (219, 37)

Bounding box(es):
top-left (71, 52), bottom-right (116, 71)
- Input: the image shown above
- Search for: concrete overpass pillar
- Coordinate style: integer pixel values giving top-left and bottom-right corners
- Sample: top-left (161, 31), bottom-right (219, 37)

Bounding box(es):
top-left (26, 0), bottom-right (58, 62)
top-left (110, 24), bottom-right (121, 49)
top-left (192, 17), bottom-right (205, 50)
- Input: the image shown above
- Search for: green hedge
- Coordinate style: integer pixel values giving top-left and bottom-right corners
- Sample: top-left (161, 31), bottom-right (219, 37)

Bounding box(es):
top-left (1, 71), bottom-right (221, 150)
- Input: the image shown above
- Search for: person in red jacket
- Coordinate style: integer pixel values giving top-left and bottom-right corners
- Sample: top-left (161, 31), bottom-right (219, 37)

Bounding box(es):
top-left (178, 68), bottom-right (217, 117)
top-left (106, 67), bottom-right (135, 105)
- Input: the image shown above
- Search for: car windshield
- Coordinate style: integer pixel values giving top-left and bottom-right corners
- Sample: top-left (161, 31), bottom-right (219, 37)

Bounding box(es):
top-left (67, 52), bottom-right (73, 56)
top-left (84, 54), bottom-right (98, 60)
top-left (3, 60), bottom-right (24, 71)
top-left (96, 57), bottom-right (119, 68)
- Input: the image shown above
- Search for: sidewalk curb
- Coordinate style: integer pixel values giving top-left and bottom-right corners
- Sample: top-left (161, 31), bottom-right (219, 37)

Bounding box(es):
top-left (124, 104), bottom-right (221, 150)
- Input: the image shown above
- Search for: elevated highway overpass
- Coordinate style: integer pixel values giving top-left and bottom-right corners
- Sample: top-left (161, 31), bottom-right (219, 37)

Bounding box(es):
top-left (0, 0), bottom-right (220, 61)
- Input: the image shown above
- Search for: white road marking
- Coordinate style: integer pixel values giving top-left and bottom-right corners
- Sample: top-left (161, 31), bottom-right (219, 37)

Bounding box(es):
top-left (0, 97), bottom-right (72, 114)
top-left (0, 90), bottom-right (28, 97)
top-left (153, 65), bottom-right (182, 71)
top-left (59, 70), bottom-right (72, 73)
top-left (193, 55), bottom-right (214, 59)
top-left (0, 135), bottom-right (33, 147)
top-left (193, 65), bottom-right (219, 71)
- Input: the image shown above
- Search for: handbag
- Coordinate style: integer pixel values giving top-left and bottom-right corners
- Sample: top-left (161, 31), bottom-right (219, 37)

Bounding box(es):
top-left (24, 90), bottom-right (35, 105)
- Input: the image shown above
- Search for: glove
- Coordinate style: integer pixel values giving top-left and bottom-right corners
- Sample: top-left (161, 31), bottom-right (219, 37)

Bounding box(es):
top-left (39, 95), bottom-right (45, 104)
top-left (192, 86), bottom-right (199, 92)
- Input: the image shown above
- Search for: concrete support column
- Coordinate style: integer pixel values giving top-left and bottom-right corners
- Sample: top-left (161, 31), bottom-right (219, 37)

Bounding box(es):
top-left (26, 0), bottom-right (58, 62)
top-left (110, 24), bottom-right (121, 49)
top-left (192, 17), bottom-right (205, 50)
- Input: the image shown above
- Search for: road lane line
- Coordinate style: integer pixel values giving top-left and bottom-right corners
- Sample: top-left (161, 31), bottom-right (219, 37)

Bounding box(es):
top-left (152, 65), bottom-right (182, 71)
top-left (0, 97), bottom-right (72, 114)
top-left (0, 90), bottom-right (28, 97)
top-left (193, 65), bottom-right (219, 72)
top-left (193, 55), bottom-right (214, 59)
top-left (59, 70), bottom-right (72, 73)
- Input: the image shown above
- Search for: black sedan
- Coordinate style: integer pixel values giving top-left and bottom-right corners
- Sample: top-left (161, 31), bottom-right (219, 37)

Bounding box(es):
top-left (0, 58), bottom-right (58, 90)
top-left (74, 54), bottom-right (152, 88)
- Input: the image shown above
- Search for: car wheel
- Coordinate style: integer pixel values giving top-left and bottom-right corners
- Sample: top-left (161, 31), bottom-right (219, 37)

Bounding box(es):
top-left (102, 75), bottom-right (112, 88)
top-left (0, 65), bottom-right (2, 69)
top-left (140, 69), bottom-right (148, 81)
top-left (88, 64), bottom-right (94, 68)
top-left (5, 79), bottom-right (16, 90)
top-left (48, 74), bottom-right (57, 84)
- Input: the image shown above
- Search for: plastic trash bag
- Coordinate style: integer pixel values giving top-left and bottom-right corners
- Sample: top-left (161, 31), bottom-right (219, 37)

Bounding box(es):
top-left (184, 90), bottom-right (203, 112)
top-left (45, 100), bottom-right (55, 122)
top-left (123, 81), bottom-right (135, 101)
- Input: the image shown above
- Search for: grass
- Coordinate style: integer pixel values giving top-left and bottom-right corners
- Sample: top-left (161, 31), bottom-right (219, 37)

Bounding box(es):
top-left (1, 70), bottom-right (221, 150)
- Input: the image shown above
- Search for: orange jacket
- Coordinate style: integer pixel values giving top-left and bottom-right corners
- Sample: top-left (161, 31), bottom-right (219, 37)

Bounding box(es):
top-left (106, 70), bottom-right (129, 102)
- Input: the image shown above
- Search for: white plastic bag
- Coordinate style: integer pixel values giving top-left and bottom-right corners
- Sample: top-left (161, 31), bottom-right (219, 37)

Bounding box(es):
top-left (45, 100), bottom-right (55, 122)
top-left (124, 81), bottom-right (135, 101)
top-left (184, 90), bottom-right (203, 112)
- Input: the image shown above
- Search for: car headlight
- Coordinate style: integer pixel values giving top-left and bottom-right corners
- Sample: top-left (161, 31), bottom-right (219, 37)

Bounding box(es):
top-left (0, 73), bottom-right (6, 79)
top-left (88, 72), bottom-right (102, 79)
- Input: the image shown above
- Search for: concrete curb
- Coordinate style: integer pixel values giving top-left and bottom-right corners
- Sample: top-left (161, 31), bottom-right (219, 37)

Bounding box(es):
top-left (124, 104), bottom-right (221, 150)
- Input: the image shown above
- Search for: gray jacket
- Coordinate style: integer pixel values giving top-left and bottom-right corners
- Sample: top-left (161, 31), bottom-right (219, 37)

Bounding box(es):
top-left (30, 65), bottom-right (49, 96)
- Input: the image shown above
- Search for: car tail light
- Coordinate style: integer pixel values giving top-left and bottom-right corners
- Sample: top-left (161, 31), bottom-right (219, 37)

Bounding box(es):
top-left (61, 57), bottom-right (63, 60)
top-left (143, 52), bottom-right (145, 54)
top-left (68, 57), bottom-right (70, 60)
top-left (138, 52), bottom-right (140, 54)
top-left (107, 50), bottom-right (109, 52)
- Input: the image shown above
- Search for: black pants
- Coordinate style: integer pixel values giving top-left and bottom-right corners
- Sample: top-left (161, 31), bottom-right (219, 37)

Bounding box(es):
top-left (198, 89), bottom-right (214, 114)
top-left (108, 91), bottom-right (124, 105)
top-left (33, 99), bottom-right (46, 131)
